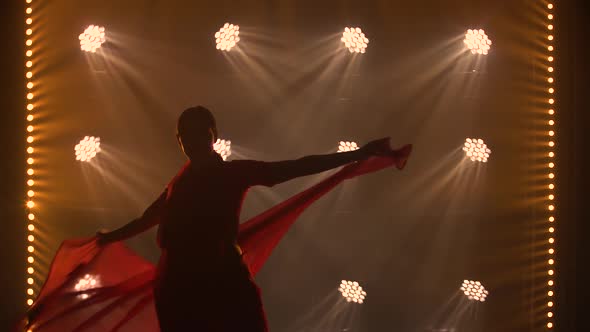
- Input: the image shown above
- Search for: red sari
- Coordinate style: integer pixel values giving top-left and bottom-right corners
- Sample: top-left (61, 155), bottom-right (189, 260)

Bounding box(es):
top-left (18, 143), bottom-right (411, 332)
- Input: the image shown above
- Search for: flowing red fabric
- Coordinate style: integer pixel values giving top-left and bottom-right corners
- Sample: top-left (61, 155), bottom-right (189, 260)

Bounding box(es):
top-left (18, 145), bottom-right (411, 332)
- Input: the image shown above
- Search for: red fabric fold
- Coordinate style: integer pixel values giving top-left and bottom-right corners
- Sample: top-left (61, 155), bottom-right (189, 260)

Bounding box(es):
top-left (18, 144), bottom-right (411, 332)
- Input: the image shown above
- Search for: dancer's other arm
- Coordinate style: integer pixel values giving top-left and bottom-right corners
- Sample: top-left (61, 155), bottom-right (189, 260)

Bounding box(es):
top-left (240, 137), bottom-right (393, 187)
top-left (96, 190), bottom-right (167, 245)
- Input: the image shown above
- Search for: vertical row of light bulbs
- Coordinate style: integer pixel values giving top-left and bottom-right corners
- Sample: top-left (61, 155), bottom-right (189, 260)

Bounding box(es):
top-left (24, 0), bottom-right (37, 307)
top-left (544, 2), bottom-right (556, 330)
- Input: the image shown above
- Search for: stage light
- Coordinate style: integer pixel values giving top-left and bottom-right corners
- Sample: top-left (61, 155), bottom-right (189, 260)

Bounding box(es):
top-left (79, 25), bottom-right (106, 53)
top-left (460, 280), bottom-right (489, 302)
top-left (338, 280), bottom-right (367, 304)
top-left (213, 138), bottom-right (231, 160)
top-left (26, 18), bottom-right (32, 25)
top-left (28, 213), bottom-right (34, 220)
top-left (27, 180), bottom-right (34, 186)
top-left (27, 288), bottom-right (34, 295)
top-left (28, 246), bottom-right (34, 253)
top-left (464, 29), bottom-right (492, 55)
top-left (27, 115), bottom-right (34, 121)
top-left (341, 27), bottom-right (369, 53)
top-left (27, 201), bottom-right (35, 208)
top-left (27, 257), bottom-right (34, 263)
top-left (27, 267), bottom-right (34, 274)
top-left (74, 136), bottom-right (101, 162)
top-left (27, 168), bottom-right (34, 175)
top-left (26, 72), bottom-right (33, 78)
top-left (27, 147), bottom-right (34, 154)
top-left (26, 7), bottom-right (32, 14)
top-left (27, 278), bottom-right (33, 285)
top-left (27, 235), bottom-right (34, 242)
top-left (337, 141), bottom-right (359, 153)
top-left (27, 299), bottom-right (33, 306)
top-left (27, 103), bottom-right (34, 110)
top-left (462, 138), bottom-right (491, 162)
top-left (74, 274), bottom-right (101, 299)
top-left (214, 23), bottom-right (240, 51)
top-left (27, 93), bottom-right (33, 100)
top-left (26, 50), bottom-right (32, 57)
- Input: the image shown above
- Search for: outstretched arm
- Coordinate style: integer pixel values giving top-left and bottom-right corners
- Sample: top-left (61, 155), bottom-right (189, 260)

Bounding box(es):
top-left (241, 137), bottom-right (394, 187)
top-left (97, 190), bottom-right (167, 245)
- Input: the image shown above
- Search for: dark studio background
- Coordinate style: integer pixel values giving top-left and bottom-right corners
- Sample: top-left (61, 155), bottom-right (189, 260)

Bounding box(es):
top-left (1, 0), bottom-right (588, 331)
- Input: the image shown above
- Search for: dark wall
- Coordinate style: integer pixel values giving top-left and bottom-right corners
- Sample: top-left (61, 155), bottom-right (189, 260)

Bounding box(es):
top-left (1, 0), bottom-right (26, 329)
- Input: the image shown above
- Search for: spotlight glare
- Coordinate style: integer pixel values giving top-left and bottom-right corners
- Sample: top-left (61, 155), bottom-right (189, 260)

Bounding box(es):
top-left (464, 29), bottom-right (492, 55)
top-left (74, 136), bottom-right (102, 162)
top-left (462, 138), bottom-right (491, 162)
top-left (337, 141), bottom-right (359, 153)
top-left (74, 274), bottom-right (101, 300)
top-left (79, 25), bottom-right (106, 53)
top-left (214, 23), bottom-right (240, 51)
top-left (338, 280), bottom-right (366, 304)
top-left (460, 280), bottom-right (489, 302)
top-left (213, 139), bottom-right (232, 160)
top-left (341, 27), bottom-right (369, 54)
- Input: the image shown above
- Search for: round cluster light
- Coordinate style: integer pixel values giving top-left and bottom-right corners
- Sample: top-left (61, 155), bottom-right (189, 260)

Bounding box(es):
top-left (460, 280), bottom-right (489, 302)
top-left (213, 138), bottom-right (232, 161)
top-left (79, 25), bottom-right (106, 53)
top-left (337, 141), bottom-right (359, 153)
top-left (215, 23), bottom-right (240, 51)
top-left (338, 280), bottom-right (367, 304)
top-left (341, 27), bottom-right (369, 54)
top-left (74, 274), bottom-right (101, 299)
top-left (464, 29), bottom-right (492, 55)
top-left (75, 136), bottom-right (101, 162)
top-left (462, 138), bottom-right (491, 163)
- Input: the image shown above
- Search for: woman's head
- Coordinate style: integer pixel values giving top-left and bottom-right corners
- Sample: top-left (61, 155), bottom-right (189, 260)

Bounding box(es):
top-left (177, 106), bottom-right (218, 159)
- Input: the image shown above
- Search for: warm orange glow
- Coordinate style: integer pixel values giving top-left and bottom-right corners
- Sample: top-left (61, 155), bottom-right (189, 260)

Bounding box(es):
top-left (27, 267), bottom-right (34, 274)
top-left (27, 147), bottom-right (34, 154)
top-left (548, 35), bottom-right (553, 41)
top-left (548, 56), bottom-right (554, 62)
top-left (549, 152), bottom-right (555, 157)
top-left (548, 259), bottom-right (554, 265)
top-left (548, 194), bottom-right (554, 200)
top-left (548, 77), bottom-right (554, 83)
top-left (26, 61), bottom-right (32, 68)
top-left (27, 158), bottom-right (34, 165)
top-left (549, 120), bottom-right (555, 125)
top-left (548, 269), bottom-right (554, 275)
top-left (548, 88), bottom-right (554, 93)
top-left (27, 190), bottom-right (34, 197)
top-left (28, 246), bottom-right (34, 253)
top-left (549, 141), bottom-right (554, 147)
top-left (548, 45), bottom-right (554, 51)
top-left (548, 109), bottom-right (554, 115)
top-left (548, 312), bottom-right (553, 318)
top-left (548, 301), bottom-right (554, 306)
top-left (27, 278), bottom-right (34, 284)
top-left (26, 201), bottom-right (35, 208)
top-left (26, 39), bottom-right (32, 46)
top-left (27, 93), bottom-right (34, 100)
top-left (26, 7), bottom-right (32, 14)
top-left (27, 136), bottom-right (34, 143)
top-left (549, 216), bottom-right (555, 222)
top-left (27, 235), bottom-right (35, 242)
top-left (28, 213), bottom-right (35, 220)
top-left (27, 179), bottom-right (34, 186)
top-left (27, 288), bottom-right (34, 295)
top-left (548, 291), bottom-right (554, 296)
top-left (27, 299), bottom-right (33, 306)
top-left (548, 67), bottom-right (554, 72)
top-left (28, 224), bottom-right (34, 231)
top-left (27, 125), bottom-right (34, 132)
top-left (548, 4), bottom-right (554, 9)
top-left (548, 14), bottom-right (553, 20)
top-left (548, 280), bottom-right (554, 286)
top-left (548, 322), bottom-right (553, 328)
top-left (549, 184), bottom-right (554, 189)
top-left (548, 248), bottom-right (554, 254)
top-left (548, 205), bottom-right (554, 211)
top-left (26, 50), bottom-right (32, 57)
top-left (549, 130), bottom-right (554, 136)
top-left (27, 257), bottom-right (34, 263)
top-left (548, 173), bottom-right (555, 179)
top-left (26, 28), bottom-right (32, 35)
top-left (549, 238), bottom-right (555, 244)
top-left (27, 115), bottom-right (34, 121)
top-left (26, 71), bottom-right (33, 78)
top-left (27, 168), bottom-right (34, 175)
top-left (548, 24), bottom-right (553, 30)
top-left (26, 18), bottom-right (32, 25)
top-left (27, 104), bottom-right (34, 110)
